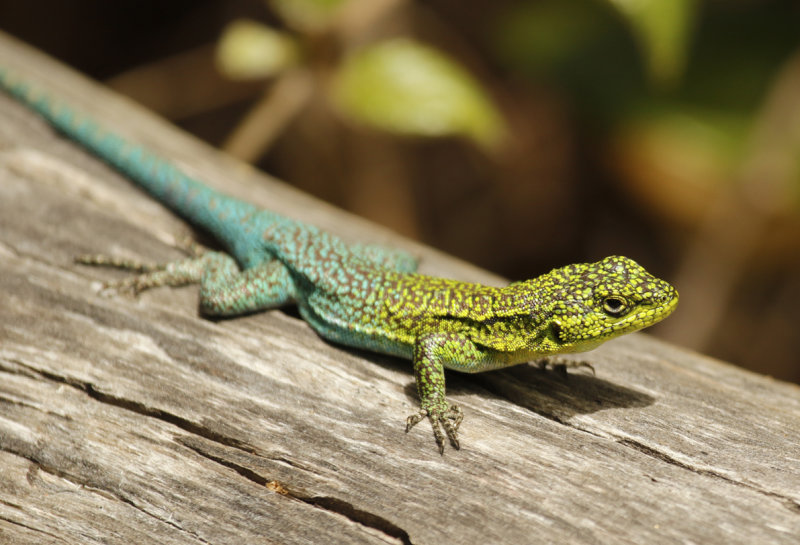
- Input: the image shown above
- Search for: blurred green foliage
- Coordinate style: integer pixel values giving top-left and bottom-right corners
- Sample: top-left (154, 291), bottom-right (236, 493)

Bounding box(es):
top-left (215, 5), bottom-right (506, 151)
top-left (494, 0), bottom-right (799, 115)
top-left (333, 39), bottom-right (506, 151)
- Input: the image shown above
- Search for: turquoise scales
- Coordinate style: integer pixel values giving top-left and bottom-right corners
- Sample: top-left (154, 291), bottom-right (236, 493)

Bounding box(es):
top-left (1, 68), bottom-right (679, 453)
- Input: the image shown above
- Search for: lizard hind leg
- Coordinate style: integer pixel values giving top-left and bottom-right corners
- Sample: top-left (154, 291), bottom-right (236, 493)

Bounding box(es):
top-left (197, 257), bottom-right (297, 317)
top-left (76, 249), bottom-right (298, 317)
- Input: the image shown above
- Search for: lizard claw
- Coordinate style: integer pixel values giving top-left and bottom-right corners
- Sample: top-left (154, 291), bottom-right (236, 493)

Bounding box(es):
top-left (406, 403), bottom-right (463, 454)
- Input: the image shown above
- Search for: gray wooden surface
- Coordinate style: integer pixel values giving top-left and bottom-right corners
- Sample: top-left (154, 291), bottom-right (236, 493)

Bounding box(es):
top-left (1, 32), bottom-right (799, 545)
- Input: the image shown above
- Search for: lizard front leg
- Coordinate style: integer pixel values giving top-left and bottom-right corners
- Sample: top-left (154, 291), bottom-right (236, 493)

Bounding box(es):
top-left (406, 332), bottom-right (483, 454)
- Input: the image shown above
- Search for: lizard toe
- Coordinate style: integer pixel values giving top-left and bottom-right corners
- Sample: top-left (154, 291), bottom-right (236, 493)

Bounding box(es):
top-left (408, 403), bottom-right (462, 454)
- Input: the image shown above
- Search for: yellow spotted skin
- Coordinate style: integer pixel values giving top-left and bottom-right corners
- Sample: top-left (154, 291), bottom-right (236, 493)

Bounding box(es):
top-left (1, 68), bottom-right (679, 454)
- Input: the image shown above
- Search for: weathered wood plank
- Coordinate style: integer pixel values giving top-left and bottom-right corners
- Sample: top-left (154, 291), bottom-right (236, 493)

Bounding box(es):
top-left (1, 31), bottom-right (799, 545)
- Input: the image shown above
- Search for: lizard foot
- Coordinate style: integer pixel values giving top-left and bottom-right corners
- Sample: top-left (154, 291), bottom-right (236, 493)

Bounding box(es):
top-left (536, 357), bottom-right (595, 377)
top-left (406, 403), bottom-right (463, 454)
top-left (75, 254), bottom-right (208, 296)
top-left (75, 254), bottom-right (161, 274)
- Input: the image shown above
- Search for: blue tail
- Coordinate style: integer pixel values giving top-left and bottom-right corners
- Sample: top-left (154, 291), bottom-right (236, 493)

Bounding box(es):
top-left (0, 68), bottom-right (262, 259)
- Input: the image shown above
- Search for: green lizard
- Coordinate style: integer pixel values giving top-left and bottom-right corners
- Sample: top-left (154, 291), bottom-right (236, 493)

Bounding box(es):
top-left (0, 67), bottom-right (678, 453)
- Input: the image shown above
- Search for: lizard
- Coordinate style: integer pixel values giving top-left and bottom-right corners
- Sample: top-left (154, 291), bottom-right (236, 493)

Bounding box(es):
top-left (0, 67), bottom-right (679, 454)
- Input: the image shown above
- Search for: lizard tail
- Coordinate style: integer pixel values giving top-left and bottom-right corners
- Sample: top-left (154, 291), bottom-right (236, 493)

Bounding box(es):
top-left (0, 68), bottom-right (259, 252)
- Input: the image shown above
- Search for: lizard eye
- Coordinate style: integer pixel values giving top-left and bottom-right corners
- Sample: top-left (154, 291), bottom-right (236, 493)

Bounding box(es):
top-left (602, 296), bottom-right (628, 316)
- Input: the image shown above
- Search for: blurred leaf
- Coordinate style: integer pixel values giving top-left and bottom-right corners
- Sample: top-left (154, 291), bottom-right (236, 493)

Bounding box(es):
top-left (333, 39), bottom-right (506, 150)
top-left (216, 19), bottom-right (298, 80)
top-left (270, 0), bottom-right (349, 32)
top-left (606, 0), bottom-right (696, 87)
top-left (609, 108), bottom-right (750, 225)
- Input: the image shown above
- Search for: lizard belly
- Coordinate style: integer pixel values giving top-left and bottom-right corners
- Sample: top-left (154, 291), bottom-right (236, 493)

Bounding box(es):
top-left (297, 297), bottom-right (415, 360)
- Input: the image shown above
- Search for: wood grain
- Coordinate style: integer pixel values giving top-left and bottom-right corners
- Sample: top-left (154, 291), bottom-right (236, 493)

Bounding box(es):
top-left (1, 31), bottom-right (799, 545)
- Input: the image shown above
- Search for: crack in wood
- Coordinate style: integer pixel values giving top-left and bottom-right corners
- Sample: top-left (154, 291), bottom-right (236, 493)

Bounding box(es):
top-left (4, 357), bottom-right (259, 455)
top-left (617, 438), bottom-right (800, 513)
top-left (0, 514), bottom-right (71, 544)
top-left (94, 482), bottom-right (214, 545)
top-left (181, 442), bottom-right (412, 545)
top-left (305, 496), bottom-right (412, 545)
top-left (0, 449), bottom-right (213, 544)
top-left (83, 383), bottom-right (258, 454)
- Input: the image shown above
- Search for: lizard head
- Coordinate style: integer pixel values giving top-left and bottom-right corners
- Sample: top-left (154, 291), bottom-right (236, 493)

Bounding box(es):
top-left (538, 255), bottom-right (678, 353)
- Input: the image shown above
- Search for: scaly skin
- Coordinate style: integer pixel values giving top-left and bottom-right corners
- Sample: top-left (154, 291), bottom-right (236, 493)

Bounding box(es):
top-left (1, 68), bottom-right (678, 453)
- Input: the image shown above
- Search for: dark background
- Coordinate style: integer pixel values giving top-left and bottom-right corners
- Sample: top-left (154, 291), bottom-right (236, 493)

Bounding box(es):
top-left (1, 0), bottom-right (798, 381)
